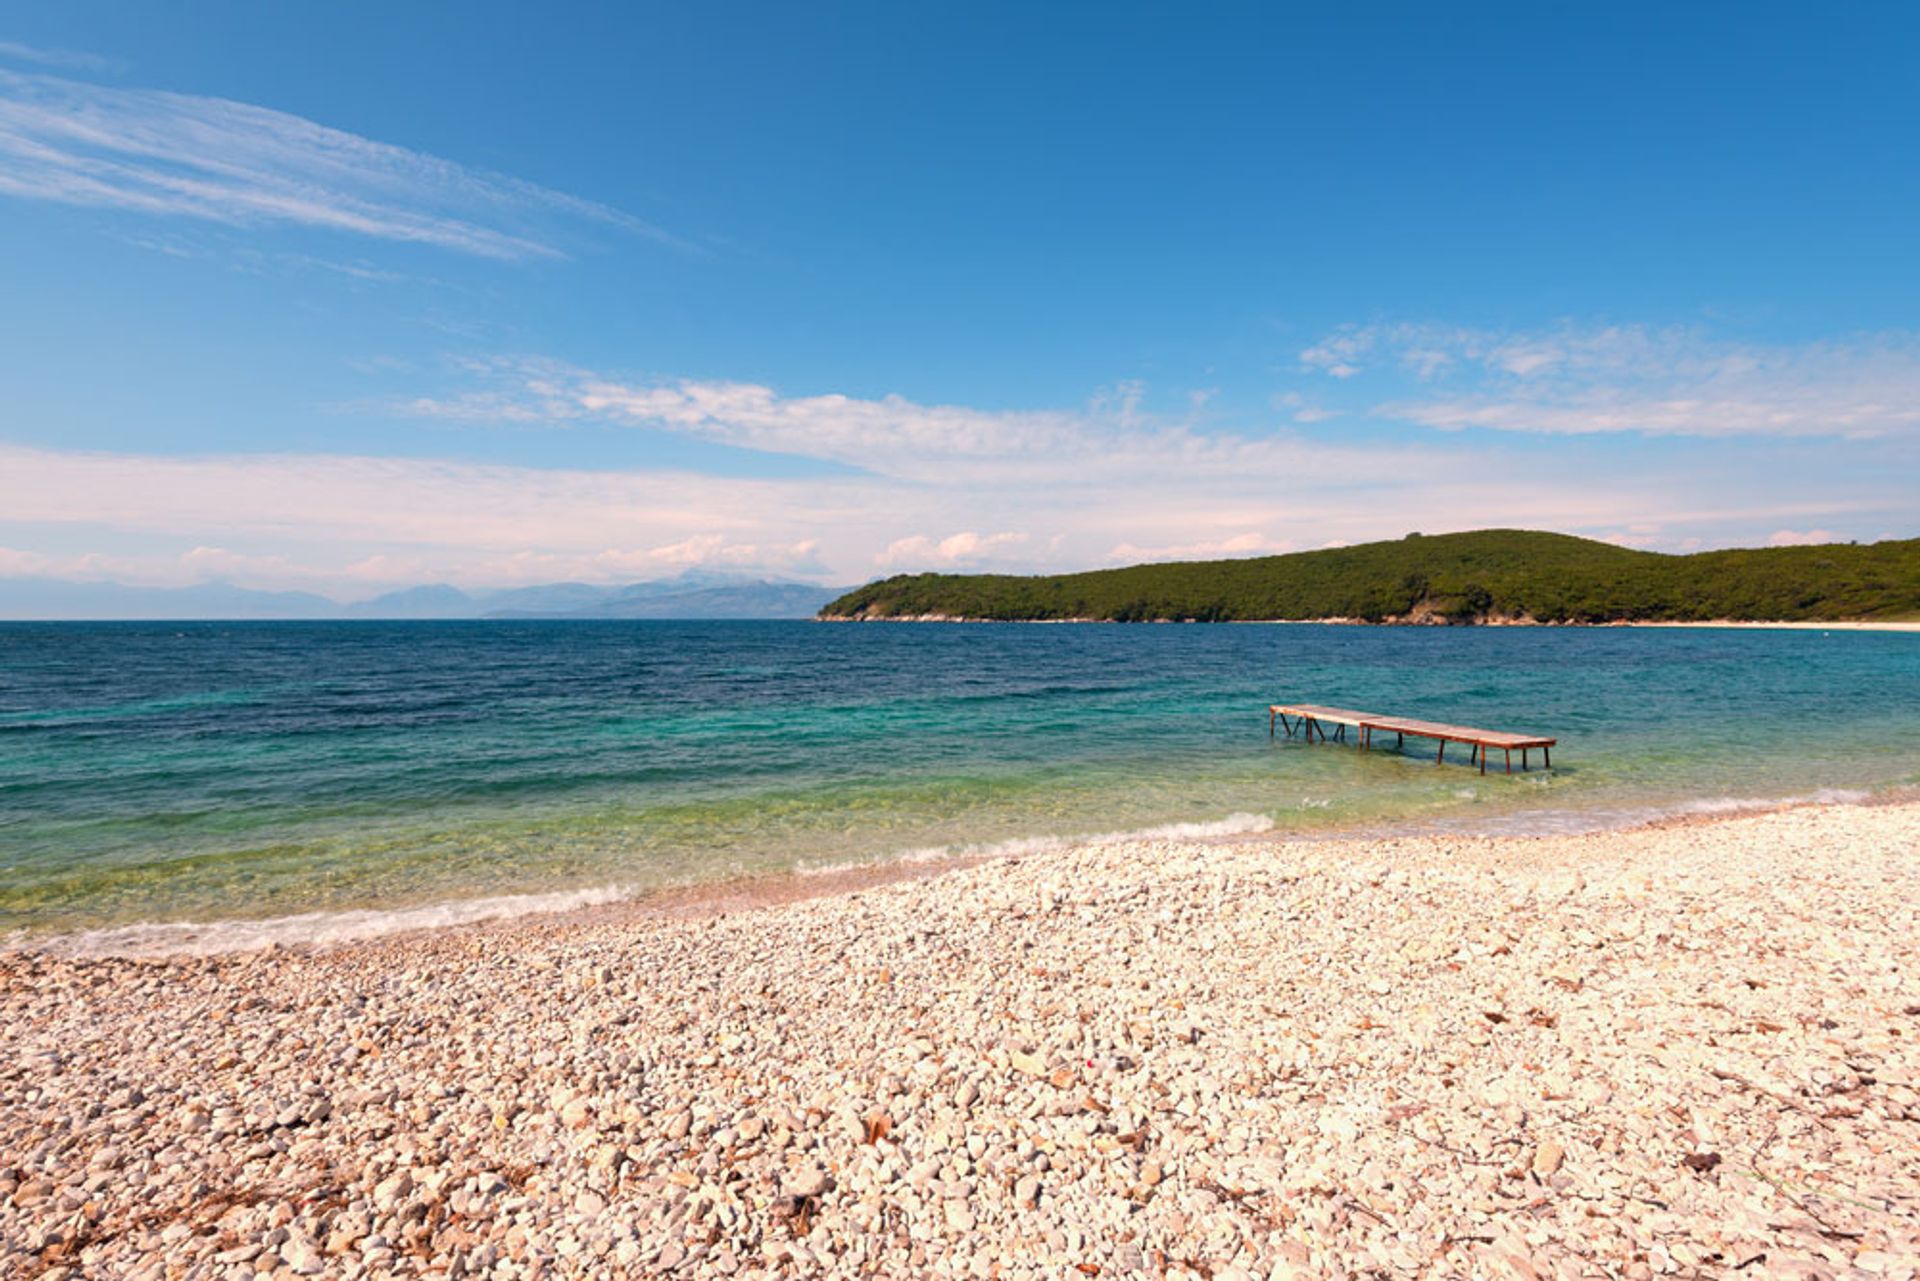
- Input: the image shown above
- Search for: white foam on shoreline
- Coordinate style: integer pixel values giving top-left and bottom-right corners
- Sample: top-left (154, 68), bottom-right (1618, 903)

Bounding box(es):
top-left (19, 816), bottom-right (1282, 959)
top-left (28, 884), bottom-right (633, 959)
top-left (796, 811), bottom-right (1279, 878)
top-left (1388, 786), bottom-right (1878, 839)
top-left (17, 790), bottom-right (1896, 958)
top-left (1677, 786), bottom-right (1873, 815)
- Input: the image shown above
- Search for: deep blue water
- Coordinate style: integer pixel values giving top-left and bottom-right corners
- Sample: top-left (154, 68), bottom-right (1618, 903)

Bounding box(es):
top-left (2, 621), bottom-right (1916, 943)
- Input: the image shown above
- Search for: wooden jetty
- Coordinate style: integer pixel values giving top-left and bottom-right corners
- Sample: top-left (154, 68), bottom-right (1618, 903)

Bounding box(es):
top-left (1269, 702), bottom-right (1555, 775)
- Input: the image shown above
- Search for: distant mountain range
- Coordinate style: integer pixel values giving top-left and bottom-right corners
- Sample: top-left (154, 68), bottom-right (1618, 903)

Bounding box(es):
top-left (0, 570), bottom-right (854, 621)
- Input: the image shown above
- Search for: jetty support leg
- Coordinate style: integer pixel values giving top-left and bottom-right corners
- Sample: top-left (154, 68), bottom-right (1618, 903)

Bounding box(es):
top-left (1436, 741), bottom-right (1444, 766)
top-left (1522, 748), bottom-right (1529, 770)
top-left (1505, 748), bottom-right (1512, 774)
top-left (1480, 745), bottom-right (1487, 776)
top-left (1544, 745), bottom-right (1551, 769)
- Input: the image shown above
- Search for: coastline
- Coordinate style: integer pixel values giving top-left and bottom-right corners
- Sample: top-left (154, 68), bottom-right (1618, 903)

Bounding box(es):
top-left (15, 786), bottom-right (1908, 960)
top-left (4, 797), bottom-right (1916, 1277)
top-left (822, 614), bottom-right (1920, 630)
top-left (1613, 619), bottom-right (1920, 632)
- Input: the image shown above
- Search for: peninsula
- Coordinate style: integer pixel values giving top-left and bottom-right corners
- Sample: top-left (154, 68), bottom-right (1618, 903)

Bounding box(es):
top-left (820, 529), bottom-right (1920, 625)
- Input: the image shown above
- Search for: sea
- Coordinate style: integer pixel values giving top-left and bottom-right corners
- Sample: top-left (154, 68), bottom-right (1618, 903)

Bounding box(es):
top-left (3, 620), bottom-right (1916, 953)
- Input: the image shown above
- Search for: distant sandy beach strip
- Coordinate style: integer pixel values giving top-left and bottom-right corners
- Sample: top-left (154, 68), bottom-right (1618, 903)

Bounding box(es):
top-left (855, 616), bottom-right (1920, 630)
top-left (1616, 619), bottom-right (1920, 633)
top-left (4, 801), bottom-right (1917, 1278)
top-left (1270, 618), bottom-right (1920, 631)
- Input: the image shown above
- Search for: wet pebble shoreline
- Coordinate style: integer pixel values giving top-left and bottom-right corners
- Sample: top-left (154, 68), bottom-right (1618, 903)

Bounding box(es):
top-left (3, 802), bottom-right (1917, 1278)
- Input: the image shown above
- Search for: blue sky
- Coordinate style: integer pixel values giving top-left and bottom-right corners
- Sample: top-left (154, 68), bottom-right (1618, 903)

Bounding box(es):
top-left (1, 2), bottom-right (1916, 595)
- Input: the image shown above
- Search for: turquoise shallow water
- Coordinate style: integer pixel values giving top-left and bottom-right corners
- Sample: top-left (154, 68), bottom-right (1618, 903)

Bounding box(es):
top-left (2, 621), bottom-right (1917, 945)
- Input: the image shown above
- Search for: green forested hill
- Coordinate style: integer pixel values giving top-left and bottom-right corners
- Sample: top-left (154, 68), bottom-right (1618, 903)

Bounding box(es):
top-left (819, 530), bottom-right (1920, 623)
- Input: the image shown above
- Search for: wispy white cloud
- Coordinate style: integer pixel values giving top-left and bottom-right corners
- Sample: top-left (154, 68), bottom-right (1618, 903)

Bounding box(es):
top-left (1298, 329), bottom-right (1371, 379)
top-left (1106, 532), bottom-right (1295, 564)
top-left (1302, 321), bottom-right (1920, 439)
top-left (876, 531), bottom-right (1031, 570)
top-left (399, 359), bottom-right (1440, 490)
top-left (0, 40), bottom-right (123, 74)
top-left (234, 248), bottom-right (417, 284)
top-left (0, 545), bottom-right (111, 578)
top-left (1766, 528), bottom-right (1842, 547)
top-left (0, 68), bottom-right (680, 259)
top-left (1270, 391), bottom-right (1339, 424)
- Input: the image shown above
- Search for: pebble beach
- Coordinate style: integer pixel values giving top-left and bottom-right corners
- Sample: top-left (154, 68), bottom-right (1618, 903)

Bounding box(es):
top-left (3, 799), bottom-right (1917, 1280)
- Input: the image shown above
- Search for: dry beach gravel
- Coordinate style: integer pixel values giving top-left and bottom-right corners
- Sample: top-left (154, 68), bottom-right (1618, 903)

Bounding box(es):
top-left (3, 801), bottom-right (1917, 1278)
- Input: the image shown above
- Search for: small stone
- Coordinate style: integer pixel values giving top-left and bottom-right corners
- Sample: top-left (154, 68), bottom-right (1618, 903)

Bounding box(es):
top-left (10, 1178), bottom-right (53, 1206)
top-left (785, 1164), bottom-right (832, 1198)
top-left (372, 1171), bottom-right (413, 1213)
top-left (1532, 1140), bottom-right (1565, 1176)
top-left (280, 1235), bottom-right (325, 1275)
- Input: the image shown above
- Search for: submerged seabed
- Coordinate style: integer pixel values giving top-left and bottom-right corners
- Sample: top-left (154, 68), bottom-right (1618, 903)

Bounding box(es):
top-left (3, 621), bottom-right (1917, 952)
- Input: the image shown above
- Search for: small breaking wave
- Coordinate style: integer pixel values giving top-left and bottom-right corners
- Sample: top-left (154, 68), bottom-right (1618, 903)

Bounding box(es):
top-left (1673, 787), bottom-right (1872, 816)
top-left (29, 884), bottom-right (633, 959)
top-left (25, 816), bottom-right (1285, 957)
top-left (795, 811), bottom-right (1278, 878)
top-left (1397, 786), bottom-right (1879, 839)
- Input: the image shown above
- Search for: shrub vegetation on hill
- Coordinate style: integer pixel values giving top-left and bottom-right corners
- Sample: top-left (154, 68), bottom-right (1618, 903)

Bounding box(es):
top-left (819, 530), bottom-right (1920, 624)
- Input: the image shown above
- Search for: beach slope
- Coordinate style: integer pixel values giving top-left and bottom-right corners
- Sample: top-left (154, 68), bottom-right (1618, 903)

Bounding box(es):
top-left (3, 802), bottom-right (1916, 1278)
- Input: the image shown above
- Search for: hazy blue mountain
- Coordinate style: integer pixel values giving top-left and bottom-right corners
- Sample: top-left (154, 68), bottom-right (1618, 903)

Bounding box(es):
top-left (486, 579), bottom-right (848, 619)
top-left (343, 584), bottom-right (477, 618)
top-left (0, 579), bottom-right (342, 621)
top-left (603, 569), bottom-right (745, 598)
top-left (521, 581), bottom-right (848, 619)
top-left (472, 582), bottom-right (619, 614)
top-left (0, 572), bottom-right (851, 620)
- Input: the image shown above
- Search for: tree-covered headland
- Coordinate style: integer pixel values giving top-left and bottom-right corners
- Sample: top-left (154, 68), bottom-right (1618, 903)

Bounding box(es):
top-left (820, 530), bottom-right (1920, 624)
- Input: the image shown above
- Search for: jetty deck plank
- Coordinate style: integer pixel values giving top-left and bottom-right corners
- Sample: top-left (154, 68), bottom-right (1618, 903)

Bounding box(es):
top-left (1270, 703), bottom-right (1378, 727)
top-left (1361, 715), bottom-right (1555, 750)
top-left (1268, 702), bottom-right (1556, 774)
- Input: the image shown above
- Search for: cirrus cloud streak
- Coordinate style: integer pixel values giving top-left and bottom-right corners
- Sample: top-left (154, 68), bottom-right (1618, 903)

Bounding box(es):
top-left (1304, 322), bottom-right (1920, 439)
top-left (0, 66), bottom-right (679, 258)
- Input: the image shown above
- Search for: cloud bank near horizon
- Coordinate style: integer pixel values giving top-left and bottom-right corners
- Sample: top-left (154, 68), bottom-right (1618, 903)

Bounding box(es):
top-left (0, 347), bottom-right (1901, 597)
